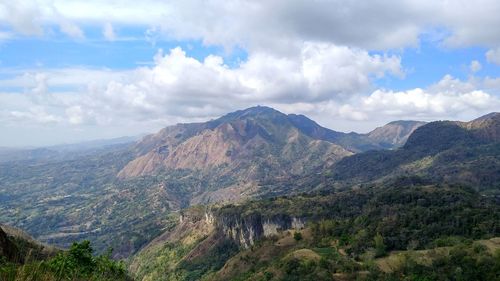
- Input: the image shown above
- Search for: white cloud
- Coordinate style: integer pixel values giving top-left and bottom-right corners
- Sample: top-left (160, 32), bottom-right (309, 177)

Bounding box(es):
top-left (359, 88), bottom-right (497, 117)
top-left (0, 0), bottom-right (86, 39)
top-left (1, 1), bottom-right (500, 144)
top-left (267, 74), bottom-right (500, 133)
top-left (2, 46), bottom-right (499, 139)
top-left (323, 74), bottom-right (500, 124)
top-left (102, 22), bottom-right (116, 41)
top-left (0, 44), bottom-right (402, 127)
top-left (58, 20), bottom-right (84, 39)
top-left (486, 48), bottom-right (500, 65)
top-left (0, 0), bottom-right (43, 35)
top-left (10, 107), bottom-right (62, 124)
top-left (470, 60), bottom-right (482, 73)
top-left (1, 1), bottom-right (500, 52)
top-left (440, 0), bottom-right (500, 48)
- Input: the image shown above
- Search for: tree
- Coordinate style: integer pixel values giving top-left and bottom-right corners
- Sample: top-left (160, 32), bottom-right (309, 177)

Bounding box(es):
top-left (294, 232), bottom-right (303, 241)
top-left (374, 233), bottom-right (386, 257)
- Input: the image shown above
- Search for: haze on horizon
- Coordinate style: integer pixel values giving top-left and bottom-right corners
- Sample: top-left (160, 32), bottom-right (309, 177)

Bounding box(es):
top-left (1, 0), bottom-right (500, 147)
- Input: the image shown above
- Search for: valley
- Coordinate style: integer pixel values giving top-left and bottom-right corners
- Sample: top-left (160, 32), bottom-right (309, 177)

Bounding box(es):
top-left (1, 107), bottom-right (499, 280)
top-left (0, 106), bottom-right (425, 257)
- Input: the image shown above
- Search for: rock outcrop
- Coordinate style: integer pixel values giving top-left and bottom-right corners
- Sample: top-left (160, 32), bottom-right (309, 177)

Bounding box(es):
top-left (207, 209), bottom-right (305, 248)
top-left (367, 120), bottom-right (427, 148)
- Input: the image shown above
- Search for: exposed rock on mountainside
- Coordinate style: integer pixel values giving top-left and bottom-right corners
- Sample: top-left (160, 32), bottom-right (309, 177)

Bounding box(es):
top-left (215, 210), bottom-right (305, 248)
top-left (118, 106), bottom-right (353, 179)
top-left (120, 108), bottom-right (428, 182)
top-left (367, 120), bottom-right (427, 148)
top-left (118, 106), bottom-right (426, 185)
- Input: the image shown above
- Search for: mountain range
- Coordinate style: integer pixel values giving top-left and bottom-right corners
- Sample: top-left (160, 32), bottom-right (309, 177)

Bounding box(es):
top-left (1, 106), bottom-right (499, 280)
top-left (117, 106), bottom-right (427, 203)
top-left (0, 106), bottom-right (429, 258)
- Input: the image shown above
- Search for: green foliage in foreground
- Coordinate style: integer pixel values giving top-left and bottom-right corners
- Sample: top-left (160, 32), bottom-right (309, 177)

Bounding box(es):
top-left (0, 240), bottom-right (131, 281)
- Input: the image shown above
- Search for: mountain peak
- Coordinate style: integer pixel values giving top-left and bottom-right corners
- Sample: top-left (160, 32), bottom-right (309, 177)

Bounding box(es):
top-left (367, 120), bottom-right (427, 148)
top-left (238, 105), bottom-right (281, 115)
top-left (119, 106), bottom-right (353, 179)
top-left (214, 105), bottom-right (284, 121)
top-left (460, 112), bottom-right (500, 141)
top-left (472, 112), bottom-right (499, 122)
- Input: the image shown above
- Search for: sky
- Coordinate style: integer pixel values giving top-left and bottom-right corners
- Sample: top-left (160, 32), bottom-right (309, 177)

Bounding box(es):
top-left (0, 0), bottom-right (500, 147)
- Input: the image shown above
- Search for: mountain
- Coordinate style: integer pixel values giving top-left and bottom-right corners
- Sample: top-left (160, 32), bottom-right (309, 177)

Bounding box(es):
top-left (324, 112), bottom-right (500, 189)
top-left (366, 120), bottom-right (427, 148)
top-left (119, 106), bottom-right (351, 179)
top-left (118, 107), bottom-right (425, 197)
top-left (0, 106), bottom-right (466, 260)
top-left (128, 112), bottom-right (500, 281)
top-left (1, 108), bottom-right (499, 280)
top-left (458, 112), bottom-right (500, 142)
top-left (127, 112), bottom-right (499, 280)
top-left (117, 106), bottom-right (426, 205)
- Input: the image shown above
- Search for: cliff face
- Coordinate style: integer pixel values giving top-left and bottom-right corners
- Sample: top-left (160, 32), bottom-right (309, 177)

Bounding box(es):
top-left (210, 210), bottom-right (305, 248)
top-left (138, 207), bottom-right (306, 254)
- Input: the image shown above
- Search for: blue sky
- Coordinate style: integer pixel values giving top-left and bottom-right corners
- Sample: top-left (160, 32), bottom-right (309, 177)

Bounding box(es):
top-left (0, 0), bottom-right (499, 146)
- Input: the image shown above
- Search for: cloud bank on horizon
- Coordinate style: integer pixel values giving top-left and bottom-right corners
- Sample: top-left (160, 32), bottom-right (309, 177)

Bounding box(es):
top-left (0, 0), bottom-right (499, 146)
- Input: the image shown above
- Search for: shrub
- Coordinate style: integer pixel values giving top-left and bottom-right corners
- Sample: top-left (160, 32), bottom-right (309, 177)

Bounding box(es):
top-left (293, 232), bottom-right (303, 241)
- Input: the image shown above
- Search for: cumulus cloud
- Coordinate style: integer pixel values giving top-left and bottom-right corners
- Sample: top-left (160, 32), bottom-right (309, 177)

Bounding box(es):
top-left (314, 74), bottom-right (500, 124)
top-left (358, 88), bottom-right (497, 118)
top-left (0, 0), bottom-right (86, 39)
top-left (1, 1), bottom-right (500, 144)
top-left (0, 44), bottom-right (402, 126)
top-left (9, 107), bottom-right (62, 124)
top-left (2, 1), bottom-right (500, 51)
top-left (0, 0), bottom-right (44, 35)
top-left (1, 46), bottom-right (498, 136)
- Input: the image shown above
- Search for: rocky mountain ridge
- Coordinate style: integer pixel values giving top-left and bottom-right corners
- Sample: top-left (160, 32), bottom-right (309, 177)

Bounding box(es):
top-left (325, 112), bottom-right (500, 188)
top-left (118, 107), bottom-right (427, 179)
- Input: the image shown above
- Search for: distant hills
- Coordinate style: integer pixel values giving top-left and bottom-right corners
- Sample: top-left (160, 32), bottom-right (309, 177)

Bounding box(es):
top-left (0, 136), bottom-right (140, 163)
top-left (326, 112), bottom-right (500, 189)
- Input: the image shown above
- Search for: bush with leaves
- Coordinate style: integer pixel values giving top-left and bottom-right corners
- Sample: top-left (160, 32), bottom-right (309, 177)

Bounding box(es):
top-left (47, 240), bottom-right (128, 280)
